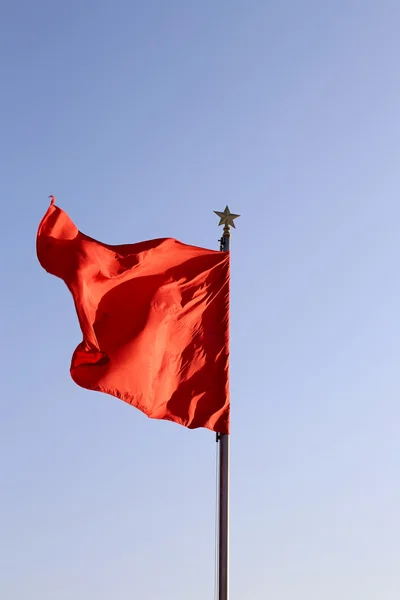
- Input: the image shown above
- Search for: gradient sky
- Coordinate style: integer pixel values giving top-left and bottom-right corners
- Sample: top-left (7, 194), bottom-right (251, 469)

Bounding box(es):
top-left (1, 1), bottom-right (400, 598)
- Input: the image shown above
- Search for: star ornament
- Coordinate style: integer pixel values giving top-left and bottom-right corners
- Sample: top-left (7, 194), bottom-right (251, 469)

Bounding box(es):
top-left (214, 205), bottom-right (240, 228)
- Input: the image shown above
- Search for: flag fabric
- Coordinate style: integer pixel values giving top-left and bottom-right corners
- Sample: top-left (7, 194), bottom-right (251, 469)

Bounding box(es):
top-left (37, 200), bottom-right (230, 434)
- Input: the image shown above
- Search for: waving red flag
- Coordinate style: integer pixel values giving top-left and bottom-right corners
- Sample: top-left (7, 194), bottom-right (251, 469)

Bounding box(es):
top-left (37, 200), bottom-right (230, 433)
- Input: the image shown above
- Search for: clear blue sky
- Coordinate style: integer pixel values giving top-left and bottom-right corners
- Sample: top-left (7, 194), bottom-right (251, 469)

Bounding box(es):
top-left (1, 1), bottom-right (400, 598)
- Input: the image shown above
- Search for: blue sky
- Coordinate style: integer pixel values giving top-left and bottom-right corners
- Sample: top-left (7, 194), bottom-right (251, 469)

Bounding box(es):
top-left (1, 1), bottom-right (400, 598)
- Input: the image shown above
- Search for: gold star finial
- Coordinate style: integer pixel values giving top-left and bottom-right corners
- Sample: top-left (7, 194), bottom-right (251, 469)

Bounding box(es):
top-left (214, 205), bottom-right (240, 229)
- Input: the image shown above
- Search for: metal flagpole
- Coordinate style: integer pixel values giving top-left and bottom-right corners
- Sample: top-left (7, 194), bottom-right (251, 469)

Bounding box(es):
top-left (214, 206), bottom-right (240, 600)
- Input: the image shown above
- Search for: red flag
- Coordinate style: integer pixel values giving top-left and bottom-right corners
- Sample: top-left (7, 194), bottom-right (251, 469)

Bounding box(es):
top-left (37, 201), bottom-right (230, 433)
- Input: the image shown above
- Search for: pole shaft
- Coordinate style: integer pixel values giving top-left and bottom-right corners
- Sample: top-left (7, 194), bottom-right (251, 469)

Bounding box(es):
top-left (218, 227), bottom-right (230, 600)
top-left (218, 433), bottom-right (230, 600)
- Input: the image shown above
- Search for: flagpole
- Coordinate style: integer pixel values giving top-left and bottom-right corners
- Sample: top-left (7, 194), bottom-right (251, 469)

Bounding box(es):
top-left (214, 206), bottom-right (239, 600)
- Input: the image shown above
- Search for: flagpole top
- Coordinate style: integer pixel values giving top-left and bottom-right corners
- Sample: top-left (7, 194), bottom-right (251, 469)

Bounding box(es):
top-left (214, 205), bottom-right (240, 237)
